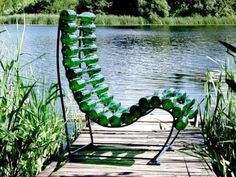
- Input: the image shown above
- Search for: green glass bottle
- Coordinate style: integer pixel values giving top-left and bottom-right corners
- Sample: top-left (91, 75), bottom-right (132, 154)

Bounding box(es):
top-left (60, 22), bottom-right (77, 33)
top-left (60, 9), bottom-right (77, 21)
top-left (94, 84), bottom-right (109, 96)
top-left (78, 12), bottom-right (96, 23)
top-left (74, 90), bottom-right (91, 102)
top-left (80, 33), bottom-right (96, 44)
top-left (162, 97), bottom-right (176, 110)
top-left (129, 104), bottom-right (142, 118)
top-left (109, 112), bottom-right (122, 127)
top-left (172, 103), bottom-right (184, 118)
top-left (66, 68), bottom-right (83, 80)
top-left (183, 98), bottom-right (195, 112)
top-left (121, 112), bottom-right (134, 124)
top-left (69, 79), bottom-right (86, 91)
top-left (150, 95), bottom-right (161, 108)
top-left (79, 99), bottom-right (97, 112)
top-left (153, 91), bottom-right (164, 100)
top-left (98, 112), bottom-right (112, 126)
top-left (162, 88), bottom-right (177, 98)
top-left (88, 105), bottom-right (104, 121)
top-left (89, 74), bottom-right (105, 87)
top-left (187, 108), bottom-right (198, 119)
top-left (139, 96), bottom-right (151, 110)
top-left (80, 44), bottom-right (97, 55)
top-left (175, 116), bottom-right (189, 130)
top-left (62, 45), bottom-right (78, 57)
top-left (63, 57), bottom-right (81, 68)
top-left (176, 91), bottom-right (187, 103)
top-left (61, 34), bottom-right (78, 45)
top-left (87, 64), bottom-right (101, 76)
top-left (108, 100), bottom-right (121, 112)
top-left (79, 23), bottom-right (96, 34)
top-left (100, 93), bottom-right (113, 106)
top-left (82, 54), bottom-right (99, 66)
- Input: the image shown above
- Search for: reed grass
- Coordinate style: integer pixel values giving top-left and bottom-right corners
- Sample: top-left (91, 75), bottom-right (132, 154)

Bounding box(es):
top-left (0, 14), bottom-right (236, 25)
top-left (95, 14), bottom-right (146, 26)
top-left (0, 28), bottom-right (64, 176)
top-left (156, 16), bottom-right (236, 25)
top-left (0, 14), bottom-right (59, 25)
top-left (182, 42), bottom-right (236, 177)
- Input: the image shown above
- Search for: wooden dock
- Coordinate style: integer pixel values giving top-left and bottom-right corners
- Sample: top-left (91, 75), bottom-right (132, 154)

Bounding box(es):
top-left (38, 113), bottom-right (215, 177)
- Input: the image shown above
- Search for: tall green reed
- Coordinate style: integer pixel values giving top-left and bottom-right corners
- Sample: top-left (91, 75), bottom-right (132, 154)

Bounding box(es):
top-left (185, 42), bottom-right (236, 177)
top-left (0, 27), bottom-right (64, 176)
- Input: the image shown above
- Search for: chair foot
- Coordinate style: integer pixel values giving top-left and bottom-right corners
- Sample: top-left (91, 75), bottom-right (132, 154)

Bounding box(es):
top-left (147, 159), bottom-right (161, 165)
top-left (166, 145), bottom-right (174, 152)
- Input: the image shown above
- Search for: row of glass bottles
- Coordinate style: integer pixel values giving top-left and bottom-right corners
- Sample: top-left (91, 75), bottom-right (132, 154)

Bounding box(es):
top-left (59, 10), bottom-right (198, 129)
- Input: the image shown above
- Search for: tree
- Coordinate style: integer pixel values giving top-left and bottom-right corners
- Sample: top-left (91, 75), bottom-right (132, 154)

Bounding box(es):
top-left (51, 0), bottom-right (78, 13)
top-left (137, 0), bottom-right (170, 19)
top-left (109, 0), bottom-right (139, 16)
top-left (167, 0), bottom-right (204, 16)
top-left (77, 0), bottom-right (111, 14)
top-left (167, 0), bottom-right (235, 17)
top-left (0, 0), bottom-right (12, 14)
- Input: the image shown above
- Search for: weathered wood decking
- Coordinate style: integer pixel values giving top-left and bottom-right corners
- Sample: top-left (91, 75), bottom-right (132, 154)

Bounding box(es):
top-left (38, 113), bottom-right (215, 177)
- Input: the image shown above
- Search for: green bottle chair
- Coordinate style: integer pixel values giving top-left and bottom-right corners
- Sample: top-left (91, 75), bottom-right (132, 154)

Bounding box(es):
top-left (56, 9), bottom-right (198, 165)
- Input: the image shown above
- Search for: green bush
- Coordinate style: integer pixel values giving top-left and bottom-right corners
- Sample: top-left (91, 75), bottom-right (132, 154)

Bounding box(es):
top-left (0, 34), bottom-right (64, 176)
top-left (186, 42), bottom-right (236, 177)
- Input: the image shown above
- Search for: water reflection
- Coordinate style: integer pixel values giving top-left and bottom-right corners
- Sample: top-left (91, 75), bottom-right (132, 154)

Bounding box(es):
top-left (0, 25), bottom-right (235, 106)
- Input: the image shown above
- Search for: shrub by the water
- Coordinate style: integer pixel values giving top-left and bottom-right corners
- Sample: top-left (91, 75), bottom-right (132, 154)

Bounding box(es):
top-left (186, 42), bottom-right (236, 177)
top-left (0, 32), bottom-right (64, 176)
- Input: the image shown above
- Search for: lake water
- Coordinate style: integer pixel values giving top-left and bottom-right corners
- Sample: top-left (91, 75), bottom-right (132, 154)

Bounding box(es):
top-left (0, 25), bottom-right (236, 106)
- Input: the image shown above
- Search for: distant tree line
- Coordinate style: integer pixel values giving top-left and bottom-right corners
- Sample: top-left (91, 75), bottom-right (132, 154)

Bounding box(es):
top-left (0, 0), bottom-right (235, 19)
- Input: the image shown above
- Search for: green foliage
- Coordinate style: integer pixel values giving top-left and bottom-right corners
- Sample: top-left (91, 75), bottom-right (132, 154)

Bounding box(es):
top-left (0, 14), bottom-right (59, 24)
top-left (0, 0), bottom-right (235, 18)
top-left (0, 0), bottom-right (77, 14)
top-left (137, 0), bottom-right (170, 19)
top-left (95, 14), bottom-right (146, 26)
top-left (0, 32), bottom-right (64, 177)
top-left (77, 0), bottom-right (111, 14)
top-left (108, 0), bottom-right (139, 16)
top-left (19, 0), bottom-right (51, 13)
top-left (0, 0), bottom-right (31, 15)
top-left (186, 42), bottom-right (236, 177)
top-left (50, 0), bottom-right (77, 13)
top-left (0, 14), bottom-right (236, 25)
top-left (167, 0), bottom-right (236, 17)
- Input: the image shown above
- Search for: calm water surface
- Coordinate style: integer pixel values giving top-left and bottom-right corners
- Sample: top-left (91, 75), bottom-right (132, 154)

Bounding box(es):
top-left (0, 25), bottom-right (236, 106)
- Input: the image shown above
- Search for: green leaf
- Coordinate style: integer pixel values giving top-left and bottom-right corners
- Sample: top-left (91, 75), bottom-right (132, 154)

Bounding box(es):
top-left (8, 82), bottom-right (37, 129)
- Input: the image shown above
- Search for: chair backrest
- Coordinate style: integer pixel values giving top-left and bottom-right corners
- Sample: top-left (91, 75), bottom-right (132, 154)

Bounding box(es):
top-left (57, 9), bottom-right (198, 130)
top-left (59, 10), bottom-right (132, 127)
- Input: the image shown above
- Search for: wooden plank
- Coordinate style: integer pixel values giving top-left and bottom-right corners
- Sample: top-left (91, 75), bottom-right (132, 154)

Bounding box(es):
top-left (38, 118), bottom-right (215, 177)
top-left (37, 162), bottom-right (57, 177)
top-left (50, 161), bottom-right (214, 176)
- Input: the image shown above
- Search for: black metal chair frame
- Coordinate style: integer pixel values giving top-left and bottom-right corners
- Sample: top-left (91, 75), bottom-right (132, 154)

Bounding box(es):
top-left (56, 12), bottom-right (186, 165)
top-left (57, 36), bottom-right (179, 165)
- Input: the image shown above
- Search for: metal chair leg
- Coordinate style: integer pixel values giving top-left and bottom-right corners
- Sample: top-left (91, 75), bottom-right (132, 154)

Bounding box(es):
top-left (56, 23), bottom-right (72, 159)
top-left (147, 118), bottom-right (180, 165)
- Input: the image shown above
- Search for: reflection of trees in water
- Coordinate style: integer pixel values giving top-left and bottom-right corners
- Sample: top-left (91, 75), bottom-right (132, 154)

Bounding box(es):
top-left (108, 27), bottom-right (199, 57)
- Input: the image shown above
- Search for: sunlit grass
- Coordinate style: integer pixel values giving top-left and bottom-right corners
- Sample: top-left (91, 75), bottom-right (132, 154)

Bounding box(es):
top-left (0, 26), bottom-right (64, 177)
top-left (0, 14), bottom-right (59, 25)
top-left (0, 14), bottom-right (235, 25)
top-left (95, 14), bottom-right (146, 26)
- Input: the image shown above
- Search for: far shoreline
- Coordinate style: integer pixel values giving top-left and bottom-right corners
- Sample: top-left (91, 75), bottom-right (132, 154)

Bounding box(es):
top-left (0, 14), bottom-right (236, 26)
